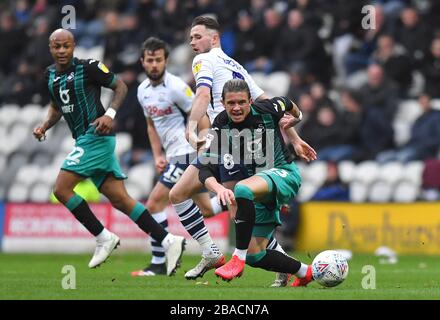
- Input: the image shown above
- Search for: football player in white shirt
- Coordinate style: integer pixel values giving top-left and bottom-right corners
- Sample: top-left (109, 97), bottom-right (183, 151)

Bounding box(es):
top-left (131, 37), bottom-right (225, 277)
top-left (169, 16), bottom-right (317, 285)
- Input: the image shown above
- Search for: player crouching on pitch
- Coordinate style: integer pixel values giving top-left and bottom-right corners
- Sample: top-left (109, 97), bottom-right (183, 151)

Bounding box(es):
top-left (198, 79), bottom-right (313, 286)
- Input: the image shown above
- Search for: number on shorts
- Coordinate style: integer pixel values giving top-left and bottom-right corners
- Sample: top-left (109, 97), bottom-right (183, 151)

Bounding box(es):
top-left (268, 168), bottom-right (288, 178)
top-left (66, 146), bottom-right (84, 165)
top-left (163, 164), bottom-right (185, 183)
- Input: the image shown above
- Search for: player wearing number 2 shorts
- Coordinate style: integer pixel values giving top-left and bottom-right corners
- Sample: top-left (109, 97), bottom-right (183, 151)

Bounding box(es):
top-left (131, 37), bottom-right (225, 276)
top-left (33, 29), bottom-right (185, 275)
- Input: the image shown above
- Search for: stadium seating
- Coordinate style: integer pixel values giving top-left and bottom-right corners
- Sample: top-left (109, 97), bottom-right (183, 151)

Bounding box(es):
top-left (379, 162), bottom-right (404, 185)
top-left (266, 71), bottom-right (290, 97)
top-left (29, 181), bottom-right (52, 203)
top-left (0, 152), bottom-right (6, 174)
top-left (126, 162), bottom-right (155, 199)
top-left (338, 161), bottom-right (356, 184)
top-left (7, 182), bottom-right (29, 202)
top-left (250, 71), bottom-right (290, 97)
top-left (15, 164), bottom-right (41, 187)
top-left (115, 132), bottom-right (133, 158)
top-left (393, 180), bottom-right (419, 203)
top-left (404, 161), bottom-right (424, 186)
top-left (302, 161), bottom-right (327, 186)
top-left (124, 181), bottom-right (144, 202)
top-left (353, 161), bottom-right (380, 186)
top-left (369, 180), bottom-right (393, 202)
top-left (73, 45), bottom-right (104, 61)
top-left (296, 181), bottom-right (319, 202)
top-left (0, 104), bottom-right (20, 130)
top-left (349, 181), bottom-right (369, 203)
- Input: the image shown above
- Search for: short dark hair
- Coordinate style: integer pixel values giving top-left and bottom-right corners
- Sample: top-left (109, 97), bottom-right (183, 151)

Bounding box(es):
top-left (221, 79), bottom-right (251, 100)
top-left (140, 37), bottom-right (169, 59)
top-left (191, 15), bottom-right (220, 32)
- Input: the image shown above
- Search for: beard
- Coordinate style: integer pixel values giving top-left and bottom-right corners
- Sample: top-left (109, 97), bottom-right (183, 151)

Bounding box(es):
top-left (147, 69), bottom-right (165, 81)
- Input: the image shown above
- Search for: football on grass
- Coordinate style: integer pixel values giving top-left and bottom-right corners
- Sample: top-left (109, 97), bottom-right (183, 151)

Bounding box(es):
top-left (312, 250), bottom-right (349, 287)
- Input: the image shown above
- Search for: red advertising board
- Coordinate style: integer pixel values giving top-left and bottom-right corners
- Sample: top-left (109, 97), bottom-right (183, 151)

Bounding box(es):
top-left (4, 203), bottom-right (111, 237)
top-left (2, 203), bottom-right (229, 253)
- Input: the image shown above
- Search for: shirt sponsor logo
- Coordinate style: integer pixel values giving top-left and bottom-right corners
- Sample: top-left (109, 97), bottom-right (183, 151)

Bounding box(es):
top-left (193, 60), bottom-right (202, 74)
top-left (277, 99), bottom-right (286, 111)
top-left (61, 104), bottom-right (74, 113)
top-left (185, 86), bottom-right (193, 98)
top-left (98, 62), bottom-right (109, 73)
top-left (220, 57), bottom-right (242, 70)
top-left (67, 72), bottom-right (75, 82)
top-left (147, 105), bottom-right (173, 117)
top-left (256, 123), bottom-right (265, 134)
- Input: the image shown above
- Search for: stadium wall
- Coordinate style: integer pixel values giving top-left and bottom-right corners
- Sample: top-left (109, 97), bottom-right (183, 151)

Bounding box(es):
top-left (0, 203), bottom-right (229, 254)
top-left (296, 202), bottom-right (440, 255)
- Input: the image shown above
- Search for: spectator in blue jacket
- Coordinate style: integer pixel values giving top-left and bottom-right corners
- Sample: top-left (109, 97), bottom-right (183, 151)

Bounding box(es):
top-left (376, 93), bottom-right (440, 163)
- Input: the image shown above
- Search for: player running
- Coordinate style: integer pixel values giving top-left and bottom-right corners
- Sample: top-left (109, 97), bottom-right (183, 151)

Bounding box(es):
top-left (131, 37), bottom-right (225, 276)
top-left (33, 29), bottom-right (185, 275)
top-left (201, 79), bottom-right (313, 286)
top-left (169, 16), bottom-right (317, 285)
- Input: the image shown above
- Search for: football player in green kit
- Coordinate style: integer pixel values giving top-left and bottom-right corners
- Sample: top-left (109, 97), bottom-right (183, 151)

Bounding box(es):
top-left (196, 79), bottom-right (313, 286)
top-left (33, 29), bottom-right (185, 275)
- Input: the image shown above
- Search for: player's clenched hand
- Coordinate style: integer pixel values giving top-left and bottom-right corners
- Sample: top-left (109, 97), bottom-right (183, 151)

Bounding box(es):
top-left (279, 113), bottom-right (301, 130)
top-left (293, 138), bottom-right (317, 162)
top-left (92, 115), bottom-right (113, 135)
top-left (155, 156), bottom-right (168, 173)
top-left (217, 186), bottom-right (236, 207)
top-left (33, 126), bottom-right (46, 141)
top-left (186, 128), bottom-right (206, 151)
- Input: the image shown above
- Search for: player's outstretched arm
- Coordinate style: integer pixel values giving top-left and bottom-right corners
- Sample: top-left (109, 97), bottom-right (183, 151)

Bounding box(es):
top-left (279, 99), bottom-right (317, 162)
top-left (186, 85), bottom-right (211, 149)
top-left (92, 78), bottom-right (127, 135)
top-left (284, 126), bottom-right (317, 163)
top-left (33, 102), bottom-right (62, 141)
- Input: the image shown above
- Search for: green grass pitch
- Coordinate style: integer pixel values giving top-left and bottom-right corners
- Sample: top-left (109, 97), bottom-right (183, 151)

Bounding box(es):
top-left (0, 252), bottom-right (439, 300)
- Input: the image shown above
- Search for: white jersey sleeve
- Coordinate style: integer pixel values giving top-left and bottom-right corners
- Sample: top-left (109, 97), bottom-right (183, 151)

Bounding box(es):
top-left (172, 76), bottom-right (194, 113)
top-left (192, 53), bottom-right (214, 90)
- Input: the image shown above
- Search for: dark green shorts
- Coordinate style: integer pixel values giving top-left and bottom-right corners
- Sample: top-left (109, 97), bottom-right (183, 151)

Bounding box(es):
top-left (61, 129), bottom-right (126, 188)
top-left (252, 223), bottom-right (276, 240)
top-left (255, 162), bottom-right (301, 207)
top-left (251, 162), bottom-right (302, 239)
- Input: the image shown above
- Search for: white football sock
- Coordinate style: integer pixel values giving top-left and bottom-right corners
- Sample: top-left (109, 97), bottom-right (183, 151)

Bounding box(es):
top-left (96, 228), bottom-right (112, 242)
top-left (295, 263), bottom-right (309, 278)
top-left (233, 248), bottom-right (247, 261)
top-left (209, 196), bottom-right (224, 215)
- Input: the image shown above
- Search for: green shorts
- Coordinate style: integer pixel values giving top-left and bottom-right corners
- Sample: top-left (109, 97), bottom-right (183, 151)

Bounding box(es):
top-left (255, 162), bottom-right (301, 207)
top-left (251, 162), bottom-right (302, 238)
top-left (252, 222), bottom-right (276, 240)
top-left (61, 128), bottom-right (127, 189)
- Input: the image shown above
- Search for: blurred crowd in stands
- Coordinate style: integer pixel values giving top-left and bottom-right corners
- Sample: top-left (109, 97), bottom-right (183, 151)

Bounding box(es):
top-left (1, 0), bottom-right (439, 166)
